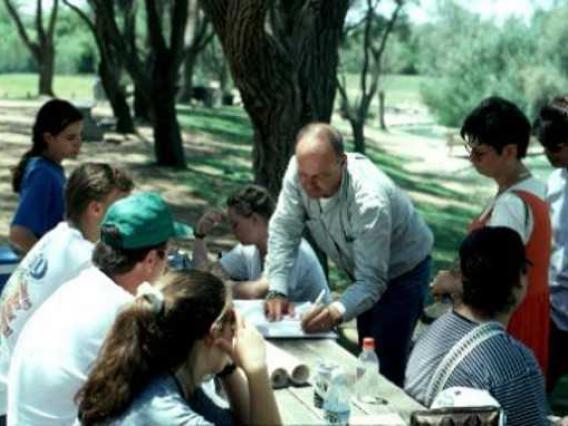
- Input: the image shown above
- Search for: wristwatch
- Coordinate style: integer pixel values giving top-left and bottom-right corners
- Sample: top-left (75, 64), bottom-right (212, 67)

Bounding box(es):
top-left (216, 362), bottom-right (237, 379)
top-left (265, 290), bottom-right (287, 300)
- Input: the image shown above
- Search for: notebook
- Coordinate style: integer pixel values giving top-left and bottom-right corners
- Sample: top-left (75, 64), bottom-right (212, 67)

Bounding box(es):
top-left (234, 300), bottom-right (337, 339)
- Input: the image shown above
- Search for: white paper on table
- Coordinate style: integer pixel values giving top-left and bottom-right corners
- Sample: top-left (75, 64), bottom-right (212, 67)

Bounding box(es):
top-left (233, 300), bottom-right (337, 339)
top-left (265, 341), bottom-right (311, 388)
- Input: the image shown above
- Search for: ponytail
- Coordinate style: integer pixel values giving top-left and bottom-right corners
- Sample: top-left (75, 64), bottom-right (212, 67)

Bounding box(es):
top-left (76, 271), bottom-right (227, 425)
top-left (11, 147), bottom-right (43, 193)
top-left (11, 98), bottom-right (82, 193)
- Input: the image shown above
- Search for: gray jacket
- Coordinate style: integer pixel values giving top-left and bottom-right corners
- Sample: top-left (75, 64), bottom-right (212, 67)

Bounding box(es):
top-left (267, 153), bottom-right (433, 321)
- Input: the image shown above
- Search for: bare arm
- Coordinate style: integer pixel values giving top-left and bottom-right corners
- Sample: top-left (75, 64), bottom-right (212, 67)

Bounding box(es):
top-left (219, 368), bottom-right (251, 425)
top-left (9, 225), bottom-right (38, 255)
top-left (192, 211), bottom-right (224, 269)
top-left (216, 313), bottom-right (281, 426)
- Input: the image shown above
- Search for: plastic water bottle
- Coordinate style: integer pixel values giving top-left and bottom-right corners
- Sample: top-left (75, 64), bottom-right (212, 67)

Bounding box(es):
top-left (313, 362), bottom-right (335, 408)
top-left (355, 337), bottom-right (380, 403)
top-left (323, 367), bottom-right (351, 425)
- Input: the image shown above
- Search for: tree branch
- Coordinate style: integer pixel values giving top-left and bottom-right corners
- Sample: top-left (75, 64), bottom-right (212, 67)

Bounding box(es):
top-left (2, 0), bottom-right (39, 56)
top-left (47, 0), bottom-right (60, 39)
top-left (170, 0), bottom-right (190, 68)
top-left (62, 0), bottom-right (94, 33)
top-left (145, 0), bottom-right (168, 55)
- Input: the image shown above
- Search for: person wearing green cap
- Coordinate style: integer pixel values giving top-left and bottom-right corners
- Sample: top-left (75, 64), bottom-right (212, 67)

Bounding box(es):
top-left (0, 163), bottom-right (133, 424)
top-left (6, 192), bottom-right (192, 425)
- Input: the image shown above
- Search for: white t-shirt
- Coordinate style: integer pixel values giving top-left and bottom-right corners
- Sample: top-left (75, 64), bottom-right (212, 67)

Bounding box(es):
top-left (220, 240), bottom-right (331, 303)
top-left (483, 177), bottom-right (546, 243)
top-left (0, 222), bottom-right (93, 414)
top-left (7, 266), bottom-right (133, 425)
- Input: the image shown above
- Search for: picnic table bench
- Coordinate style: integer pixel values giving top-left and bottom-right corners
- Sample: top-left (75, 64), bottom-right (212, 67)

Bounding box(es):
top-left (271, 339), bottom-right (424, 425)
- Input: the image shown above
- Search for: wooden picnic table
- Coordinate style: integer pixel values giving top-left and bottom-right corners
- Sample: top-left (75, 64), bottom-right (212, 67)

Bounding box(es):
top-left (271, 339), bottom-right (424, 425)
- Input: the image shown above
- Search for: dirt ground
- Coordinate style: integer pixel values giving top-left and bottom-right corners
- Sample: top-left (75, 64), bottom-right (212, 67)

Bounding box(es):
top-left (0, 99), bottom-right (241, 252)
top-left (0, 98), bottom-right (486, 250)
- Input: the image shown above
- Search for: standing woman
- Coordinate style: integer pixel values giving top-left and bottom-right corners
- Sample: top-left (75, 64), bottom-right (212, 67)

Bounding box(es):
top-left (10, 99), bottom-right (83, 254)
top-left (433, 97), bottom-right (551, 376)
top-left (75, 270), bottom-right (280, 426)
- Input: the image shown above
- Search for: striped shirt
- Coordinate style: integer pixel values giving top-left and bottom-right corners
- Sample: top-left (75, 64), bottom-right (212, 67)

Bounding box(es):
top-left (405, 311), bottom-right (547, 426)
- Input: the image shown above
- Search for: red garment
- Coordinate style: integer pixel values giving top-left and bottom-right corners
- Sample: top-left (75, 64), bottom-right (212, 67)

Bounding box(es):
top-left (468, 190), bottom-right (551, 376)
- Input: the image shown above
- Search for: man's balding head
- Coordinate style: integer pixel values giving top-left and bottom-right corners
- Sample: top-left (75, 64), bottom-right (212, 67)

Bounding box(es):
top-left (295, 123), bottom-right (346, 199)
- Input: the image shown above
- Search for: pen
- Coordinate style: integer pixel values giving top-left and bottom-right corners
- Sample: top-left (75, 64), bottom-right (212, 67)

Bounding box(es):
top-left (314, 289), bottom-right (326, 306)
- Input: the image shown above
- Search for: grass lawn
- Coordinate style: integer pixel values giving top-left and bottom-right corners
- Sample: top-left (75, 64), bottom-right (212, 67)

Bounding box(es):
top-left (0, 73), bottom-right (94, 100)
top-left (1, 75), bottom-right (566, 413)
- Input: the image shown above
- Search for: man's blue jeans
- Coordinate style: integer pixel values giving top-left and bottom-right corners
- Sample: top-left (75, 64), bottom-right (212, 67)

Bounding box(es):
top-left (356, 256), bottom-right (431, 387)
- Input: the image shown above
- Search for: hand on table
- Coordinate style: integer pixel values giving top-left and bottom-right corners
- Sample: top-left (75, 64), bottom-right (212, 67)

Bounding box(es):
top-left (301, 304), bottom-right (342, 333)
top-left (264, 296), bottom-right (294, 321)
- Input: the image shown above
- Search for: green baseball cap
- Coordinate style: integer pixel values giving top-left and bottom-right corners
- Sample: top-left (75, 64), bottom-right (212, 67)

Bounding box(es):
top-left (100, 192), bottom-right (193, 249)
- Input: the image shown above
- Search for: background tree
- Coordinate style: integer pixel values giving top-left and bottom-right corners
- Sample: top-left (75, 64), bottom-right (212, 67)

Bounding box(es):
top-left (2, 0), bottom-right (60, 95)
top-left (178, 1), bottom-right (214, 103)
top-left (91, 0), bottom-right (189, 168)
top-left (200, 0), bottom-right (349, 195)
top-left (337, 0), bottom-right (405, 153)
top-left (63, 0), bottom-right (135, 134)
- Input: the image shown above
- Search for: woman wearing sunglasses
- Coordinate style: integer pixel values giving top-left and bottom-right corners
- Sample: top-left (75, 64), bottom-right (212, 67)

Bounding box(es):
top-left (75, 270), bottom-right (281, 425)
top-left (535, 95), bottom-right (568, 392)
top-left (432, 96), bottom-right (551, 377)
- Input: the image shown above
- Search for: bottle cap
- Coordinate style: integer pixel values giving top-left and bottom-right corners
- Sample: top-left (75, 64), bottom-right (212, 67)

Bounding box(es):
top-left (362, 337), bottom-right (375, 350)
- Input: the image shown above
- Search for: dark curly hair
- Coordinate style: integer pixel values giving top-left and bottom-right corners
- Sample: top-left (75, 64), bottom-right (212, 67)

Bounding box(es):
top-left (461, 96), bottom-right (531, 159)
top-left (533, 95), bottom-right (568, 149)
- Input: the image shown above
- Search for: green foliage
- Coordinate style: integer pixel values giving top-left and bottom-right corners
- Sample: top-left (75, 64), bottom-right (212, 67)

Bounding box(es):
top-left (0, 5), bottom-right (97, 74)
top-left (416, 0), bottom-right (568, 127)
top-left (417, 2), bottom-right (532, 126)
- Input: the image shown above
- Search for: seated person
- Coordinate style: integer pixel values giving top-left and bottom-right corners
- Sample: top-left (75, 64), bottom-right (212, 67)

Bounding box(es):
top-left (0, 163), bottom-right (132, 420)
top-left (405, 227), bottom-right (547, 426)
top-left (75, 270), bottom-right (281, 426)
top-left (193, 184), bottom-right (331, 303)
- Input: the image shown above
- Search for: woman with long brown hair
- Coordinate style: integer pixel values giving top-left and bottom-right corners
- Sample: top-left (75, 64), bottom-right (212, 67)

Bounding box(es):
top-left (75, 270), bottom-right (280, 425)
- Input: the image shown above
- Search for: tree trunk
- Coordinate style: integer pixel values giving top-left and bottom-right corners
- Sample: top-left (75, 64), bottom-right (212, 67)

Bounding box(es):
top-left (151, 64), bottom-right (186, 167)
top-left (201, 0), bottom-right (349, 196)
top-left (98, 61), bottom-right (135, 133)
top-left (134, 85), bottom-right (152, 122)
top-left (178, 54), bottom-right (197, 103)
top-left (37, 44), bottom-right (55, 96)
top-left (378, 90), bottom-right (387, 131)
top-left (351, 119), bottom-right (366, 154)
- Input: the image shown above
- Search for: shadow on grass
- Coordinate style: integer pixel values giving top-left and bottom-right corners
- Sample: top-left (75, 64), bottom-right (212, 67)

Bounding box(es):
top-left (176, 108), bottom-right (480, 278)
top-left (177, 106), bottom-right (253, 148)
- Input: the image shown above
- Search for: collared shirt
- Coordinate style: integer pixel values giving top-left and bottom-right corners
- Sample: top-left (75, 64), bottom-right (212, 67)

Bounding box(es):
top-left (267, 153), bottom-right (433, 321)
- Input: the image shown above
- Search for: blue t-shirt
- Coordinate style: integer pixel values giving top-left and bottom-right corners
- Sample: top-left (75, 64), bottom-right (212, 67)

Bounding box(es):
top-left (105, 375), bottom-right (234, 426)
top-left (11, 157), bottom-right (66, 238)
